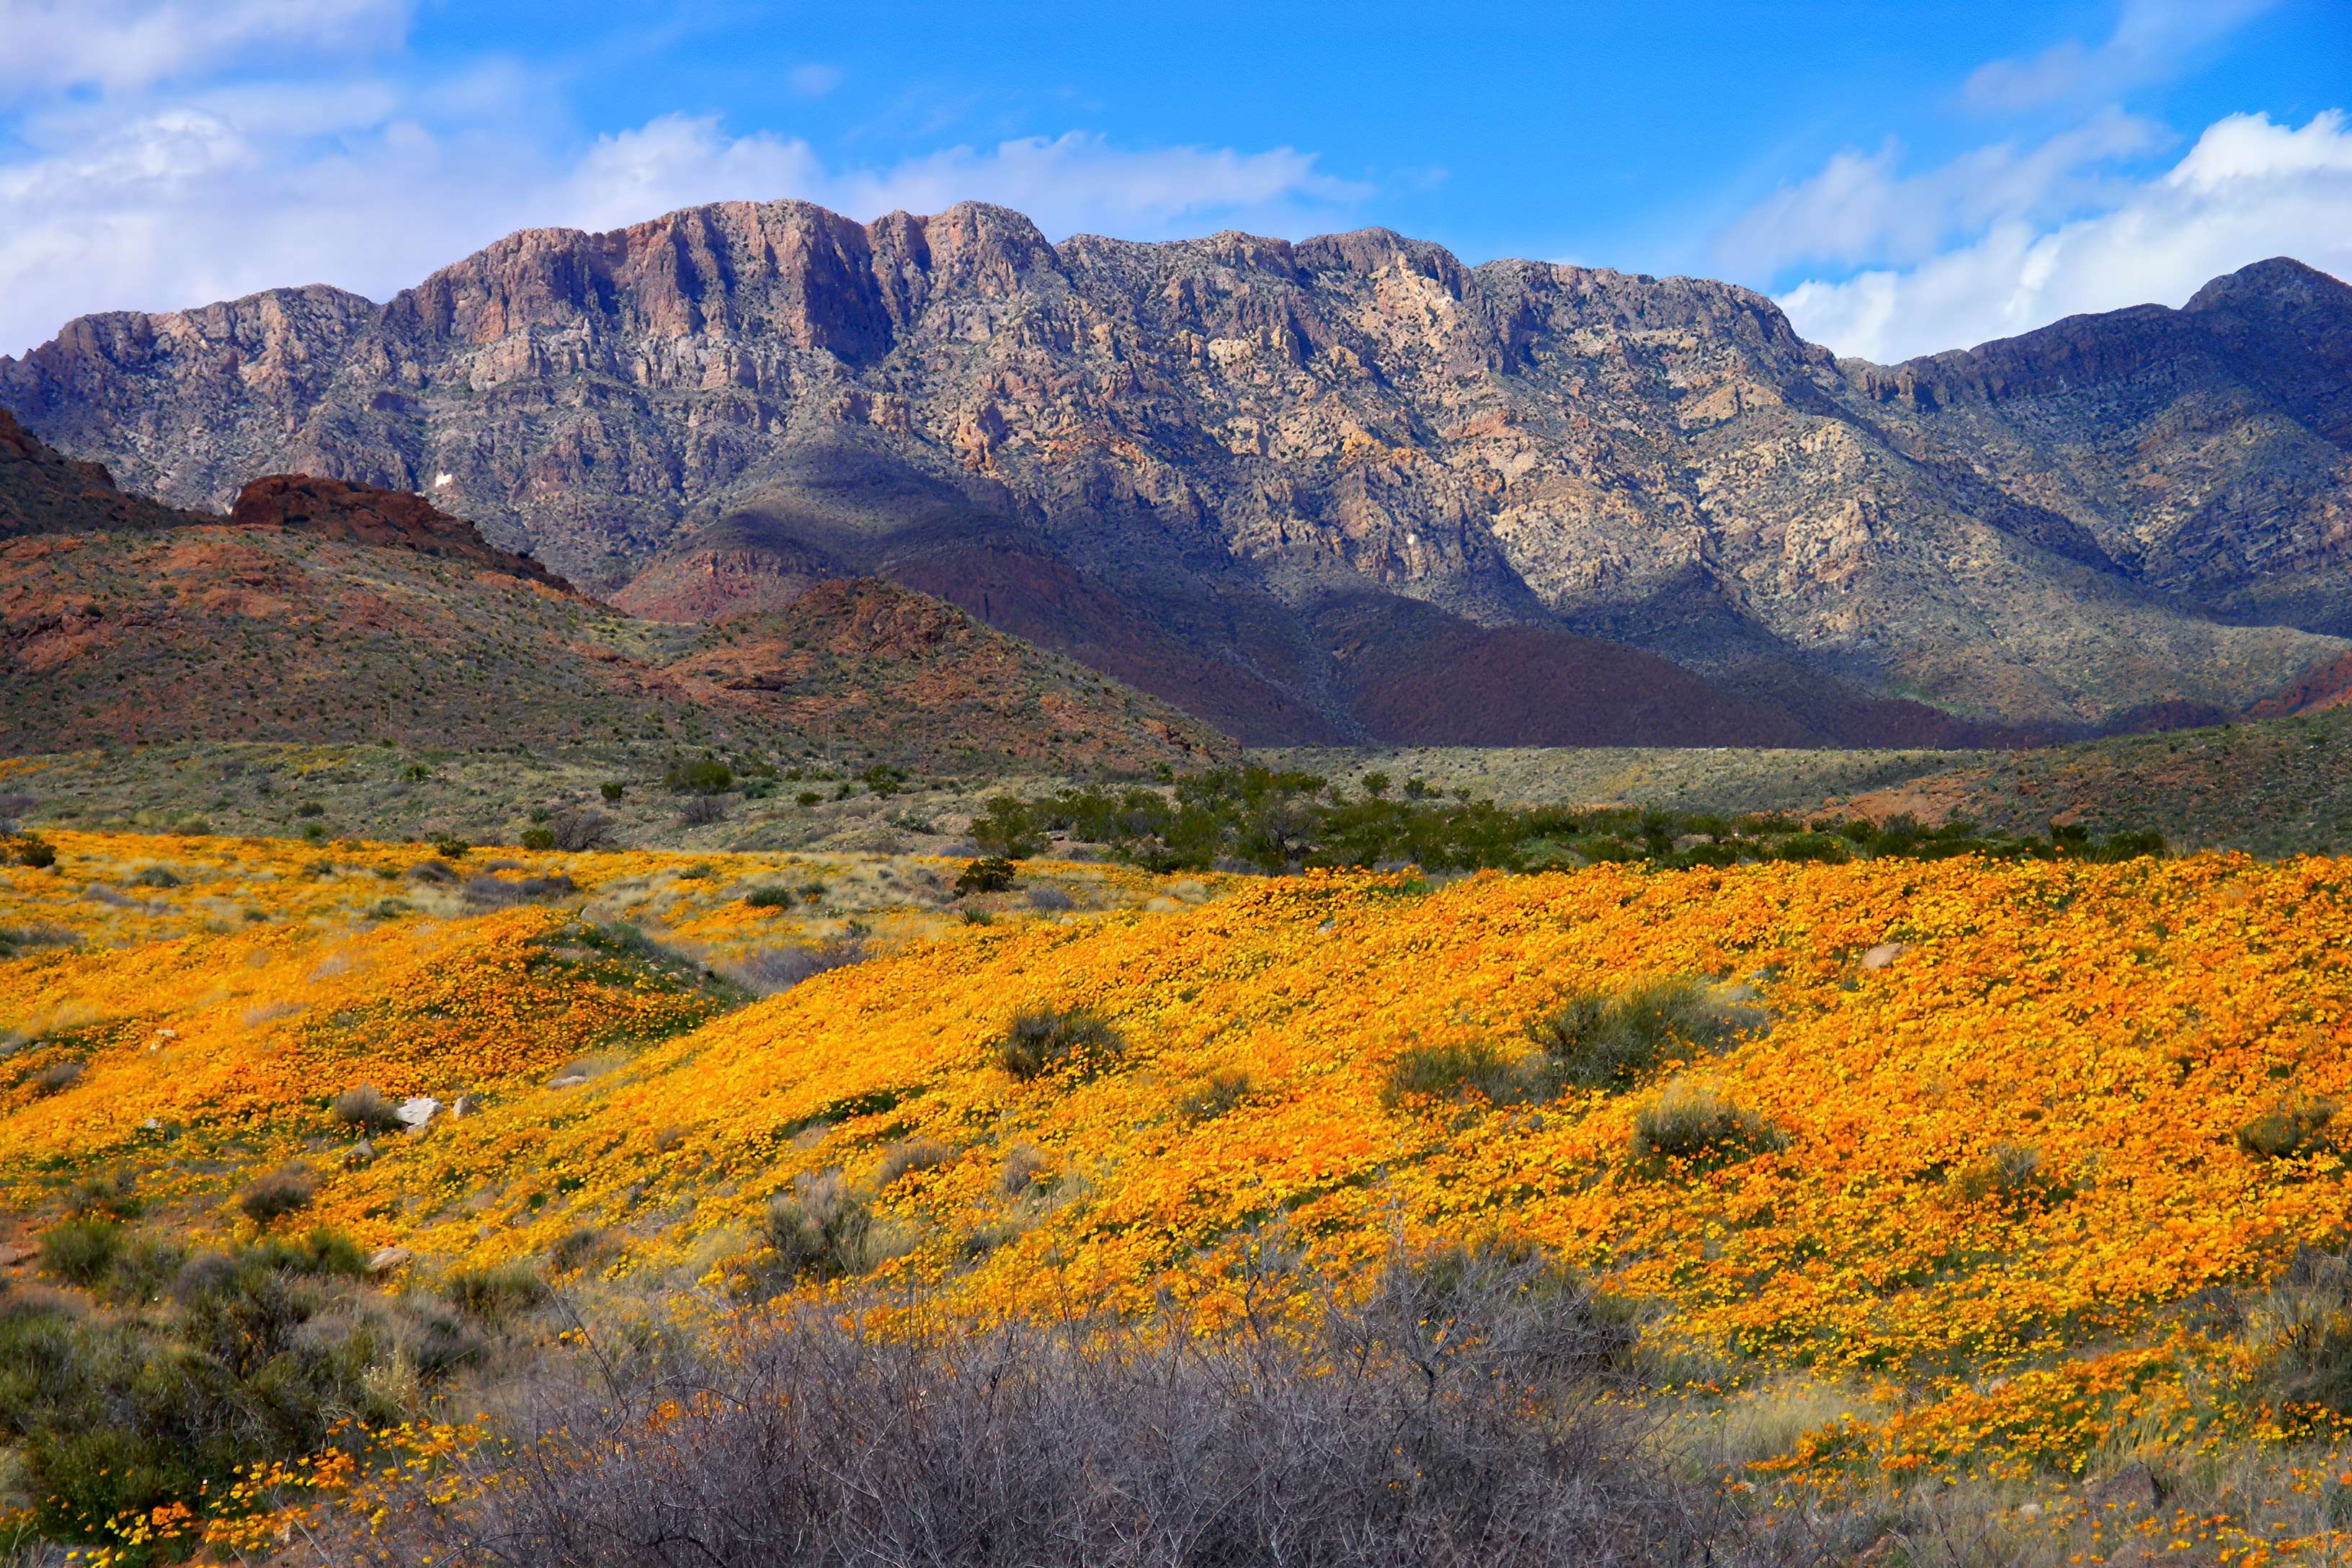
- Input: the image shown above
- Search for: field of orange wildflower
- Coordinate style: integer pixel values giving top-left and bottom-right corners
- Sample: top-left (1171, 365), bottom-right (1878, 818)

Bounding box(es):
top-left (8, 830), bottom-right (2352, 1560)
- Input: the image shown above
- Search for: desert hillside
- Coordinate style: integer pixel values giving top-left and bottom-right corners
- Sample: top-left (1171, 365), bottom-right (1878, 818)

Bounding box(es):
top-left (2, 831), bottom-right (2348, 1558)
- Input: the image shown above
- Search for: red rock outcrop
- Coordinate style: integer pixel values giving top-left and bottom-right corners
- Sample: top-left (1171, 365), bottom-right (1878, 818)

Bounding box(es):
top-left (228, 474), bottom-right (576, 593)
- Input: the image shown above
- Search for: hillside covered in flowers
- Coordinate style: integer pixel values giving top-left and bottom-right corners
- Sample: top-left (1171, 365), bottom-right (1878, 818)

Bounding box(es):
top-left (6, 829), bottom-right (2352, 1561)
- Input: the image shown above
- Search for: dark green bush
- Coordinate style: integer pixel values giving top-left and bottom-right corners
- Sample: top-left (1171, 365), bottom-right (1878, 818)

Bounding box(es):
top-left (520, 827), bottom-right (556, 851)
top-left (995, 1009), bottom-right (1124, 1080)
top-left (970, 796), bottom-right (1044, 860)
top-left (16, 836), bottom-right (57, 869)
top-left (743, 884), bottom-right (795, 910)
top-left (956, 857), bottom-right (1017, 895)
top-left (666, 756), bottom-right (735, 796)
top-left (600, 780), bottom-right (626, 801)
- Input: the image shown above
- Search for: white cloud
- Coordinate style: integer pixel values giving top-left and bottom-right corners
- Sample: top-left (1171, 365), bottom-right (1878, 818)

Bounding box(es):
top-left (788, 63), bottom-right (842, 99)
top-left (556, 116), bottom-right (1364, 244)
top-left (1714, 109), bottom-right (2165, 274)
top-left (1772, 111), bottom-right (2352, 362)
top-left (1961, 0), bottom-right (2278, 112)
top-left (0, 0), bottom-right (411, 99)
top-left (0, 91), bottom-right (1366, 356)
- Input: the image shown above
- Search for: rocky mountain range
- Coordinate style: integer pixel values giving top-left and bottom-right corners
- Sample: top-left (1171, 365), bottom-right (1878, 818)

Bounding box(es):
top-left (4, 200), bottom-right (2348, 745)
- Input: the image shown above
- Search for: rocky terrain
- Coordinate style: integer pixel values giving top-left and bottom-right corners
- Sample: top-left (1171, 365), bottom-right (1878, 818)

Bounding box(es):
top-left (0, 421), bottom-right (1226, 770)
top-left (2, 202), bottom-right (2347, 743)
top-left (1, 406), bottom-right (208, 537)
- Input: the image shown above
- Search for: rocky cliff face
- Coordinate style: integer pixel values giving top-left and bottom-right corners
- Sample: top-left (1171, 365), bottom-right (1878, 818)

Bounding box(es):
top-left (4, 200), bottom-right (2346, 739)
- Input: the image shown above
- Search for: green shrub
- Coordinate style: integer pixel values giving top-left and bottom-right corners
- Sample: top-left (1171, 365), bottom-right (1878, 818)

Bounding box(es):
top-left (995, 1008), bottom-right (1124, 1080)
top-left (130, 866), bottom-right (182, 888)
top-left (1629, 1079), bottom-right (1788, 1170)
top-left (237, 1165), bottom-right (316, 1226)
top-left (1529, 976), bottom-right (1758, 1093)
top-left (971, 796), bottom-right (1044, 860)
top-left (744, 884), bottom-right (795, 909)
top-left (601, 780), bottom-right (626, 801)
top-left (15, 836), bottom-right (56, 869)
top-left (796, 790), bottom-right (822, 808)
top-left (2238, 1097), bottom-right (2338, 1162)
top-left (761, 1171), bottom-right (878, 1284)
top-left (1380, 1041), bottom-right (1525, 1110)
top-left (956, 857), bottom-right (1017, 896)
top-left (432, 837), bottom-right (471, 859)
top-left (39, 1217), bottom-right (123, 1286)
top-left (520, 827), bottom-right (556, 851)
top-left (666, 756), bottom-right (735, 796)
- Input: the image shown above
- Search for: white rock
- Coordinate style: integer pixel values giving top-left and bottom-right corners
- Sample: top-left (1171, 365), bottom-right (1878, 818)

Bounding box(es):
top-left (1861, 941), bottom-right (1905, 970)
top-left (368, 1245), bottom-right (414, 1275)
top-left (396, 1095), bottom-right (440, 1128)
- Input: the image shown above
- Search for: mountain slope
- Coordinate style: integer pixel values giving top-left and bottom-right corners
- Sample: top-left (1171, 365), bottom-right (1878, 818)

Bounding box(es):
top-left (0, 429), bottom-right (1229, 770)
top-left (2, 203), bottom-right (2344, 739)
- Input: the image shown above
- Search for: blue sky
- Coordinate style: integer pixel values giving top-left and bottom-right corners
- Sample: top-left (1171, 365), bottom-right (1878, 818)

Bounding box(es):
top-left (2, 0), bottom-right (2348, 360)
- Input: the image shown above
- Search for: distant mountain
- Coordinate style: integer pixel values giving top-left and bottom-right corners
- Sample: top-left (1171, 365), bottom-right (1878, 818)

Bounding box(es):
top-left (4, 202), bottom-right (2346, 743)
top-left (0, 425), bottom-right (1228, 770)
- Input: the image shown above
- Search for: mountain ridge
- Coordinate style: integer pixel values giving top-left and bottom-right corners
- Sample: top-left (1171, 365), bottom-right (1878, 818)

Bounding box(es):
top-left (4, 200), bottom-right (2346, 744)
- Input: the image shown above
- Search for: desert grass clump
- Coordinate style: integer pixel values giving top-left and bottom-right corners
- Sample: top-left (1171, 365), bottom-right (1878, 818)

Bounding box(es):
top-left (2244, 1249), bottom-right (2352, 1417)
top-left (731, 938), bottom-right (866, 997)
top-left (27, 1059), bottom-right (83, 1096)
top-left (236, 1164), bottom-right (317, 1226)
top-left (999, 1144), bottom-right (1053, 1196)
top-left (1380, 1040), bottom-right (1524, 1109)
top-left (760, 1170), bottom-right (881, 1286)
top-left (1529, 976), bottom-right (1760, 1092)
top-left (875, 1139), bottom-right (955, 1187)
top-left (331, 1084), bottom-right (406, 1135)
top-left (995, 1008), bottom-right (1124, 1081)
top-left (38, 1217), bottom-right (124, 1287)
top-left (1948, 1141), bottom-right (2078, 1211)
top-left (444, 1261), bottom-right (551, 1324)
top-left (2237, 1097), bottom-right (2338, 1161)
top-left (1629, 1079), bottom-right (1788, 1170)
top-left (1180, 1068), bottom-right (1256, 1121)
